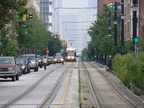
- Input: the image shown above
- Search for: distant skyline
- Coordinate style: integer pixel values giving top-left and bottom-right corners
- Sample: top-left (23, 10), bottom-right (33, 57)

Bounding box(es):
top-left (55, 0), bottom-right (97, 54)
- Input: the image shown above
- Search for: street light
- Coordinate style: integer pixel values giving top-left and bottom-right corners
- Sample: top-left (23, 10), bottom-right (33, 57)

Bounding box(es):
top-left (114, 2), bottom-right (118, 55)
top-left (121, 0), bottom-right (125, 55)
top-left (132, 0), bottom-right (138, 53)
top-left (108, 10), bottom-right (112, 37)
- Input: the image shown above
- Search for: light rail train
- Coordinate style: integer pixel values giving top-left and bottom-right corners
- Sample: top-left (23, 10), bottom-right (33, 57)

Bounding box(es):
top-left (65, 47), bottom-right (76, 62)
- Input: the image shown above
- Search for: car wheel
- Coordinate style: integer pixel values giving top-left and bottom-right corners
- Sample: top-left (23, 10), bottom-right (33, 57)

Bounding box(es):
top-left (34, 67), bottom-right (38, 72)
top-left (40, 65), bottom-right (42, 68)
top-left (27, 68), bottom-right (30, 73)
top-left (23, 68), bottom-right (27, 74)
top-left (12, 76), bottom-right (16, 81)
top-left (16, 74), bottom-right (19, 80)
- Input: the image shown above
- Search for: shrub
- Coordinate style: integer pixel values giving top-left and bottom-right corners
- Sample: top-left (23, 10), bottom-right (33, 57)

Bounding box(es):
top-left (112, 53), bottom-right (144, 91)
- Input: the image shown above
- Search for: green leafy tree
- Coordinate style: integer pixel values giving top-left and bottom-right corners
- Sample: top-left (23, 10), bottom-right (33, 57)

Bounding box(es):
top-left (0, 0), bottom-right (27, 30)
top-left (87, 4), bottom-right (132, 60)
top-left (88, 4), bottom-right (114, 59)
top-left (48, 37), bottom-right (63, 56)
top-left (16, 8), bottom-right (51, 55)
top-left (0, 27), bottom-right (18, 56)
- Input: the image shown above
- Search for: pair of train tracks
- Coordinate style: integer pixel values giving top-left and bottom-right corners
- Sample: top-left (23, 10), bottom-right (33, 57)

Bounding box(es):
top-left (2, 62), bottom-right (75, 108)
top-left (81, 62), bottom-right (144, 108)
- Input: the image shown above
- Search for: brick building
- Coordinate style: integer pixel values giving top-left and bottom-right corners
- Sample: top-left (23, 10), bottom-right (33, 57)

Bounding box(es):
top-left (124, 0), bottom-right (144, 41)
top-left (97, 0), bottom-right (144, 51)
top-left (124, 0), bottom-right (132, 41)
top-left (97, 0), bottom-right (121, 16)
top-left (139, 0), bottom-right (144, 39)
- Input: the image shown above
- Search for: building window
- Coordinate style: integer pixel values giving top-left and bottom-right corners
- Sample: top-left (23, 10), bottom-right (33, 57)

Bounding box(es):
top-left (49, 2), bottom-right (52, 5)
top-left (49, 12), bottom-right (52, 15)
top-left (48, 23), bottom-right (52, 26)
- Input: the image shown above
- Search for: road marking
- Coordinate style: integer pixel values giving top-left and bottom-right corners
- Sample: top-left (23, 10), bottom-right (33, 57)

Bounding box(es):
top-left (56, 75), bottom-right (71, 108)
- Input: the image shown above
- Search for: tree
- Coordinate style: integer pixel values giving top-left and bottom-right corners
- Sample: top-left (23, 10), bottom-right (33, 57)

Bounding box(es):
top-left (87, 4), bottom-right (114, 59)
top-left (0, 0), bottom-right (27, 30)
top-left (16, 8), bottom-right (51, 55)
top-left (87, 4), bottom-right (131, 60)
top-left (48, 37), bottom-right (63, 56)
top-left (0, 27), bottom-right (18, 56)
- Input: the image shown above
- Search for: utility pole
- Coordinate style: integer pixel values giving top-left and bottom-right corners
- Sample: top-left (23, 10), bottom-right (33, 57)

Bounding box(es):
top-left (132, 0), bottom-right (138, 53)
top-left (121, 0), bottom-right (125, 54)
top-left (114, 2), bottom-right (117, 55)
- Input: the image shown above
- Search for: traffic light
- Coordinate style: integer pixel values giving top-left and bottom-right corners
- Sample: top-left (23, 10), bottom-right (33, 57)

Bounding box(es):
top-left (53, 34), bottom-right (56, 38)
top-left (27, 14), bottom-right (33, 19)
top-left (22, 14), bottom-right (27, 21)
top-left (62, 40), bottom-right (67, 46)
top-left (22, 14), bottom-right (33, 21)
top-left (45, 48), bottom-right (48, 50)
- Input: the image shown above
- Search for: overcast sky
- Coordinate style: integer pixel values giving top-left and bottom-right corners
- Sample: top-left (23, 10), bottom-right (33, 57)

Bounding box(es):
top-left (56, 0), bottom-right (97, 8)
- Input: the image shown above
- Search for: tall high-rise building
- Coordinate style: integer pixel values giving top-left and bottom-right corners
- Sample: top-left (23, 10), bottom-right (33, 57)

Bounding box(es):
top-left (40, 0), bottom-right (50, 30)
top-left (56, 0), bottom-right (97, 54)
top-left (26, 0), bottom-right (40, 15)
top-left (39, 0), bottom-right (55, 32)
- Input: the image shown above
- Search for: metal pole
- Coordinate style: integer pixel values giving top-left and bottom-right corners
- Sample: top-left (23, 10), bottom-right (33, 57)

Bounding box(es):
top-left (114, 2), bottom-right (117, 55)
top-left (108, 10), bottom-right (111, 36)
top-left (121, 0), bottom-right (124, 54)
top-left (132, 0), bottom-right (138, 53)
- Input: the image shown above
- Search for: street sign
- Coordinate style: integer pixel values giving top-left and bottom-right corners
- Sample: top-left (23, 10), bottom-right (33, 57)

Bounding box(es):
top-left (0, 42), bottom-right (3, 46)
top-left (46, 50), bottom-right (49, 53)
top-left (134, 38), bottom-right (139, 43)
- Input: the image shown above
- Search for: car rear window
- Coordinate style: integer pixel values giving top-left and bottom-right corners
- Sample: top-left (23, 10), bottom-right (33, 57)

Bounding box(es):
top-left (0, 58), bottom-right (14, 64)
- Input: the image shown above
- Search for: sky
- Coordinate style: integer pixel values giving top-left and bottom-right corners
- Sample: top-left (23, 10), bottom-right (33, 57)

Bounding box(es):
top-left (56, 0), bottom-right (97, 54)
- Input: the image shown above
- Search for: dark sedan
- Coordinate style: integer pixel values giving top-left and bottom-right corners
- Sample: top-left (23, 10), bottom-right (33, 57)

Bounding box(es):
top-left (53, 55), bottom-right (64, 64)
top-left (16, 57), bottom-right (30, 74)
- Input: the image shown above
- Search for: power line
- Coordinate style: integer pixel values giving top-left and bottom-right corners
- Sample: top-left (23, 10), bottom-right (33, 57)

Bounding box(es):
top-left (65, 29), bottom-right (88, 30)
top-left (62, 21), bottom-right (94, 24)
top-left (55, 7), bottom-right (97, 10)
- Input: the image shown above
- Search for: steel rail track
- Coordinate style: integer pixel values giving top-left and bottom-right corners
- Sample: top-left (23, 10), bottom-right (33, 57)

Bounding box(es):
top-left (88, 62), bottom-right (140, 108)
top-left (38, 62), bottom-right (76, 108)
top-left (82, 62), bottom-right (101, 108)
top-left (2, 63), bottom-right (74, 108)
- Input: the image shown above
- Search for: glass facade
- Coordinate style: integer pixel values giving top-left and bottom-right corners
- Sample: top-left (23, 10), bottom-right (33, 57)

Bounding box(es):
top-left (40, 0), bottom-right (49, 25)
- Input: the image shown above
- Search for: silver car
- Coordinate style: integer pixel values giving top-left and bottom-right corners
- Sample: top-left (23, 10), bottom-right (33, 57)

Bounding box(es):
top-left (21, 54), bottom-right (39, 72)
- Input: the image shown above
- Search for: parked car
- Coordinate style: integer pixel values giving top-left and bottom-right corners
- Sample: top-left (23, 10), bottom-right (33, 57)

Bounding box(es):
top-left (16, 57), bottom-right (30, 74)
top-left (37, 55), bottom-right (43, 68)
top-left (53, 55), bottom-right (64, 64)
top-left (21, 54), bottom-right (39, 72)
top-left (0, 56), bottom-right (21, 81)
top-left (47, 56), bottom-right (54, 65)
